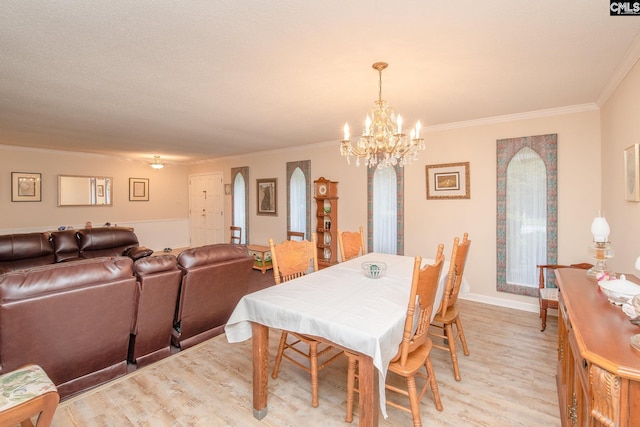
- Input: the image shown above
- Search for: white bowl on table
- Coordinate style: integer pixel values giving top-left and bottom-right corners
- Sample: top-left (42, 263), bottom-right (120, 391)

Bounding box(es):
top-left (597, 275), bottom-right (640, 305)
top-left (361, 261), bottom-right (387, 279)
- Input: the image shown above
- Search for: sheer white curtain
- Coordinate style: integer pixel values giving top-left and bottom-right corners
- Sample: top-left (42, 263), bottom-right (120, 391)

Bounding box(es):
top-left (373, 167), bottom-right (397, 254)
top-left (233, 174), bottom-right (246, 244)
top-left (290, 168), bottom-right (306, 237)
top-left (506, 147), bottom-right (546, 287)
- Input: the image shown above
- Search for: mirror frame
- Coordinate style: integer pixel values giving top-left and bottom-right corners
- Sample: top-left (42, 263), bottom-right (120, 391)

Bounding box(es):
top-left (58, 175), bottom-right (113, 206)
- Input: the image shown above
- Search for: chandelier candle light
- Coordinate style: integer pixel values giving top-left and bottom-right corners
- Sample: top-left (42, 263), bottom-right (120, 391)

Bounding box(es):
top-left (587, 215), bottom-right (614, 279)
top-left (340, 62), bottom-right (425, 168)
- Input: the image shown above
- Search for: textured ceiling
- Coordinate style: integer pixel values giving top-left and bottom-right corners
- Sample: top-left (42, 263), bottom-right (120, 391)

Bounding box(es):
top-left (1, 1), bottom-right (639, 165)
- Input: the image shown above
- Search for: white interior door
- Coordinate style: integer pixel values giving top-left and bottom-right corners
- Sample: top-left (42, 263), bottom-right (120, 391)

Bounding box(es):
top-left (189, 172), bottom-right (224, 246)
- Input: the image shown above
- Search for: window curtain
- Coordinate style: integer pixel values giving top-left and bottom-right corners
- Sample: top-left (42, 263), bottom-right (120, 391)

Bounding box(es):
top-left (506, 147), bottom-right (547, 287)
top-left (373, 167), bottom-right (397, 254)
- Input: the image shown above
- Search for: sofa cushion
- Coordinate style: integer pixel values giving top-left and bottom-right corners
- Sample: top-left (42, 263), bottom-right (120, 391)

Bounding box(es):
top-left (134, 254), bottom-right (178, 275)
top-left (50, 229), bottom-right (80, 262)
top-left (177, 244), bottom-right (249, 269)
top-left (0, 232), bottom-right (55, 272)
top-left (76, 227), bottom-right (139, 258)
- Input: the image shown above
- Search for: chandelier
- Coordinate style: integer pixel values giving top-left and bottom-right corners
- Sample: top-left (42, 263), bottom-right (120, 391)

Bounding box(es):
top-left (340, 62), bottom-right (425, 168)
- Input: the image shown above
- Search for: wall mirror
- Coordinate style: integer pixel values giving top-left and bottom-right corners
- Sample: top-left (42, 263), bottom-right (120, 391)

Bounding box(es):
top-left (58, 175), bottom-right (112, 206)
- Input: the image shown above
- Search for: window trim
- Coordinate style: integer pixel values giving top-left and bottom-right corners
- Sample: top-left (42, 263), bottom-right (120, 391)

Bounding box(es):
top-left (286, 160), bottom-right (311, 239)
top-left (496, 134), bottom-right (557, 296)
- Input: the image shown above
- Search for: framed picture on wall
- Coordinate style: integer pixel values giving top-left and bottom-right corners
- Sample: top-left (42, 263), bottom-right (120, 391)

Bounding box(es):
top-left (257, 178), bottom-right (277, 216)
top-left (11, 172), bottom-right (42, 202)
top-left (425, 162), bottom-right (470, 199)
top-left (624, 144), bottom-right (640, 202)
top-left (129, 178), bottom-right (149, 201)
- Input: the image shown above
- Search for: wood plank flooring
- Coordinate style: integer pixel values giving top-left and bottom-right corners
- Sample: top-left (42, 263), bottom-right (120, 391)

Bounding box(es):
top-left (49, 300), bottom-right (560, 426)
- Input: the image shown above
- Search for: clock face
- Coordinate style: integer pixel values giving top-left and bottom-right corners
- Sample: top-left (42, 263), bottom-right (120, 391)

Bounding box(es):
top-left (318, 184), bottom-right (327, 196)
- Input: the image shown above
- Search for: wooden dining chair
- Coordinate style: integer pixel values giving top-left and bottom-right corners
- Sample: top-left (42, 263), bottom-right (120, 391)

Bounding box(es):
top-left (269, 234), bottom-right (342, 407)
top-left (429, 233), bottom-right (471, 381)
top-left (337, 226), bottom-right (365, 262)
top-left (537, 263), bottom-right (592, 331)
top-left (344, 244), bottom-right (446, 425)
top-left (229, 226), bottom-right (242, 244)
top-left (287, 230), bottom-right (305, 241)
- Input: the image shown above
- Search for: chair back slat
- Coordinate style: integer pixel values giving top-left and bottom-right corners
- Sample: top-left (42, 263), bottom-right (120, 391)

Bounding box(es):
top-left (269, 234), bottom-right (318, 285)
top-left (437, 237), bottom-right (458, 320)
top-left (395, 244), bottom-right (445, 367)
top-left (537, 263), bottom-right (593, 289)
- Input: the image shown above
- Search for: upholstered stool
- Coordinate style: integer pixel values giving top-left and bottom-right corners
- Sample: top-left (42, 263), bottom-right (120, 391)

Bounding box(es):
top-left (0, 364), bottom-right (59, 427)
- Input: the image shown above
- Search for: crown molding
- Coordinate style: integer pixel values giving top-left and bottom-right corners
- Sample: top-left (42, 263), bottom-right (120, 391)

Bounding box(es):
top-left (424, 103), bottom-right (599, 133)
top-left (597, 32), bottom-right (640, 107)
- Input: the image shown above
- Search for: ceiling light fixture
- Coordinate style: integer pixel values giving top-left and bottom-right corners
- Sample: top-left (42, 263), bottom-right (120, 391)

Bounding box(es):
top-left (150, 155), bottom-right (165, 169)
top-left (340, 62), bottom-right (424, 168)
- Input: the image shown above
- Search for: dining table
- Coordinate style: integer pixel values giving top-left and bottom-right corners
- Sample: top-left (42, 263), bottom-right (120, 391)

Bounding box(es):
top-left (224, 252), bottom-right (467, 426)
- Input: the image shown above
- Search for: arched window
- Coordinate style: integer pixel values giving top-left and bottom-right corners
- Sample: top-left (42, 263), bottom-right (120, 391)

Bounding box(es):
top-left (368, 165), bottom-right (404, 255)
top-left (286, 160), bottom-right (311, 239)
top-left (497, 134), bottom-right (557, 296)
top-left (231, 166), bottom-right (249, 244)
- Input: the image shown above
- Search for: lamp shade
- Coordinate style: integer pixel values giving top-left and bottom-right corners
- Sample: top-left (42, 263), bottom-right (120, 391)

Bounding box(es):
top-left (591, 216), bottom-right (610, 243)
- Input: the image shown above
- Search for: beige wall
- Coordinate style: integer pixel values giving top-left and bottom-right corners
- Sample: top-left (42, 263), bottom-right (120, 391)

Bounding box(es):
top-left (601, 59), bottom-right (640, 273)
top-left (5, 63), bottom-right (634, 310)
top-left (190, 109), bottom-right (601, 311)
top-left (0, 146), bottom-right (190, 249)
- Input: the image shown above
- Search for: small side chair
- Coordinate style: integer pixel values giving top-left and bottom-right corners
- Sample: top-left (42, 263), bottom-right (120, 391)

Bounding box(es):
top-left (537, 263), bottom-right (592, 331)
top-left (287, 231), bottom-right (305, 241)
top-left (230, 226), bottom-right (242, 244)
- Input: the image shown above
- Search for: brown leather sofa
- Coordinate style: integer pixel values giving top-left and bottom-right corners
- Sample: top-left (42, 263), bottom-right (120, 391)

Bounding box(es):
top-left (0, 232), bottom-right (255, 398)
top-left (0, 257), bottom-right (138, 399)
top-left (0, 227), bottom-right (152, 273)
top-left (173, 244), bottom-right (253, 349)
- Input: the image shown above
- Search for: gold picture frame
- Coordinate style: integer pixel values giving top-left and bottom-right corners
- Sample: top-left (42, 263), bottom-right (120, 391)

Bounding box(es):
top-left (129, 178), bottom-right (149, 201)
top-left (12, 172), bottom-right (42, 202)
top-left (257, 178), bottom-right (277, 216)
top-left (426, 162), bottom-right (470, 199)
top-left (624, 144), bottom-right (640, 202)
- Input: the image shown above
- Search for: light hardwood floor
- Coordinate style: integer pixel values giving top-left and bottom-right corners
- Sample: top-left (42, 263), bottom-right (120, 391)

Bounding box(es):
top-left (49, 300), bottom-right (560, 426)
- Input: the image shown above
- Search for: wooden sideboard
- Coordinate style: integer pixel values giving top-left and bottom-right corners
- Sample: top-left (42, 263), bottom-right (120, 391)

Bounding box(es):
top-left (555, 269), bottom-right (640, 426)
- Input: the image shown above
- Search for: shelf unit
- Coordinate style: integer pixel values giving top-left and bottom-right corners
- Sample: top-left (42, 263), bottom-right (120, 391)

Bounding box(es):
top-left (314, 177), bottom-right (338, 269)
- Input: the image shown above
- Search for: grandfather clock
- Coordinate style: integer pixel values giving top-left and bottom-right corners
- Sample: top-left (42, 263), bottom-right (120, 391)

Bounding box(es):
top-left (314, 177), bottom-right (338, 269)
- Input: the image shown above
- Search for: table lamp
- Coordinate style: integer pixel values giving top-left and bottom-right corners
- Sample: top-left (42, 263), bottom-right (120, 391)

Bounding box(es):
top-left (586, 216), bottom-right (614, 278)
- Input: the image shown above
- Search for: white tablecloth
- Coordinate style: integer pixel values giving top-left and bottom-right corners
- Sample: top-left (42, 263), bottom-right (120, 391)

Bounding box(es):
top-left (225, 252), bottom-right (462, 418)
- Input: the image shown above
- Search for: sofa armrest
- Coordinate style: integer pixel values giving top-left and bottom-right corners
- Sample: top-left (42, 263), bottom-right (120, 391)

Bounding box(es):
top-left (123, 246), bottom-right (154, 261)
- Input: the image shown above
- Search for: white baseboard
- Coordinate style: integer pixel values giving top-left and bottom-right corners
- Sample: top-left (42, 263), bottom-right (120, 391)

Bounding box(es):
top-left (460, 292), bottom-right (542, 314)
